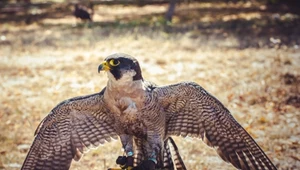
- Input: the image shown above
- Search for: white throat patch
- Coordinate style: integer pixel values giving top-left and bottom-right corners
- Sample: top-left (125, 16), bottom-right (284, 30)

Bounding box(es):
top-left (107, 69), bottom-right (137, 86)
top-left (106, 69), bottom-right (145, 94)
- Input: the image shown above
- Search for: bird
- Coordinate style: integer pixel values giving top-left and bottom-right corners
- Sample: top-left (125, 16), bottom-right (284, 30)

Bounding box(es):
top-left (73, 3), bottom-right (92, 21)
top-left (21, 53), bottom-right (277, 170)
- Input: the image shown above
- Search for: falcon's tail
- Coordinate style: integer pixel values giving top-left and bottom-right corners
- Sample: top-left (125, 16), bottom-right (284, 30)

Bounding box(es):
top-left (167, 137), bottom-right (186, 170)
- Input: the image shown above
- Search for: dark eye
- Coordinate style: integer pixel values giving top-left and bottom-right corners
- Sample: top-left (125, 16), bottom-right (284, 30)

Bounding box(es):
top-left (109, 59), bottom-right (120, 66)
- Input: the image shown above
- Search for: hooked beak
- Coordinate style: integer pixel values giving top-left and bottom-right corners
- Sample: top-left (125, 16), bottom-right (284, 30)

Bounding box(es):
top-left (98, 61), bottom-right (110, 73)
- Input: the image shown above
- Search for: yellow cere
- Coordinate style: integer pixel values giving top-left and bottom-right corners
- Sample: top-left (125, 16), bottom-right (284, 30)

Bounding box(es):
top-left (101, 61), bottom-right (111, 71)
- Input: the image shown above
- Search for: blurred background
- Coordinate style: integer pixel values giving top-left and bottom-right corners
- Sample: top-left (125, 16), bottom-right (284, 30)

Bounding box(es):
top-left (0, 0), bottom-right (299, 169)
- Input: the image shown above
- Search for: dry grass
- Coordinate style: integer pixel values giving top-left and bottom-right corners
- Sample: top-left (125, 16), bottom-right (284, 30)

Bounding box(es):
top-left (0, 1), bottom-right (300, 170)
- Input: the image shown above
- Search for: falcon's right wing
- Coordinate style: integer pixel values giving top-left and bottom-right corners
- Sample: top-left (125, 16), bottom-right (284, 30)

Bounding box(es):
top-left (155, 82), bottom-right (277, 170)
top-left (22, 90), bottom-right (118, 170)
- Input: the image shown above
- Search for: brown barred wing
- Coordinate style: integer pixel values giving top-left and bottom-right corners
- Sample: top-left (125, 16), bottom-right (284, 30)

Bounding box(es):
top-left (21, 92), bottom-right (117, 170)
top-left (156, 82), bottom-right (277, 170)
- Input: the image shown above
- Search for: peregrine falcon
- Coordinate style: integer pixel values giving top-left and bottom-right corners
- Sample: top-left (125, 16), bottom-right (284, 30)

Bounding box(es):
top-left (21, 53), bottom-right (277, 170)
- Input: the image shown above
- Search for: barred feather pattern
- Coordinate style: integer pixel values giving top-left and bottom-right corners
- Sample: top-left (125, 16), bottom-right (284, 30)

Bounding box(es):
top-left (167, 137), bottom-right (187, 170)
top-left (21, 92), bottom-right (118, 170)
top-left (156, 82), bottom-right (277, 170)
top-left (162, 138), bottom-right (174, 169)
top-left (133, 137), bottom-right (147, 166)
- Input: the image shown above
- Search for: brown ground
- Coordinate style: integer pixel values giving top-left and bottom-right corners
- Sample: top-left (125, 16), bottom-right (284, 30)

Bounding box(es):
top-left (0, 1), bottom-right (299, 170)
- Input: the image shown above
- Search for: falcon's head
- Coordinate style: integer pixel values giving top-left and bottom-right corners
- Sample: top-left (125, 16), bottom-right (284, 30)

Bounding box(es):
top-left (98, 53), bottom-right (143, 81)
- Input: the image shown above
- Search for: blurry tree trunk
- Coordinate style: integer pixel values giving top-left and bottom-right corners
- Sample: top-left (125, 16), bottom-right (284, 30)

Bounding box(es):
top-left (17, 0), bottom-right (31, 2)
top-left (165, 0), bottom-right (177, 22)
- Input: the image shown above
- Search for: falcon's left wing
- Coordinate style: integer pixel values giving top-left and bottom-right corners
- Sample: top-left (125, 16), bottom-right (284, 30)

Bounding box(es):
top-left (22, 91), bottom-right (118, 170)
top-left (155, 82), bottom-right (277, 170)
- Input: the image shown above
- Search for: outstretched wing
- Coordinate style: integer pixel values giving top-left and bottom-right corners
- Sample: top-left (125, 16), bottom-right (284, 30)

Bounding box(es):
top-left (22, 90), bottom-right (118, 170)
top-left (155, 82), bottom-right (277, 170)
